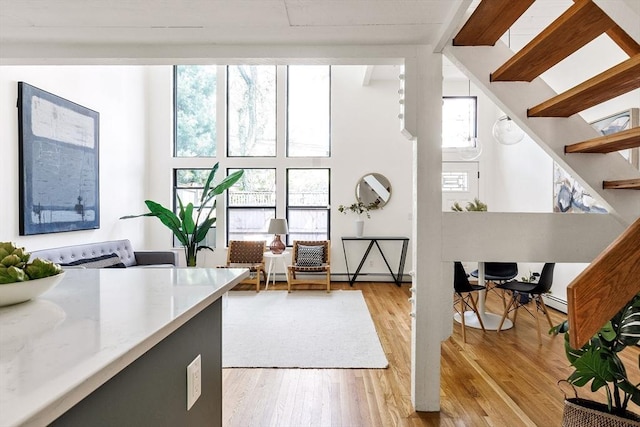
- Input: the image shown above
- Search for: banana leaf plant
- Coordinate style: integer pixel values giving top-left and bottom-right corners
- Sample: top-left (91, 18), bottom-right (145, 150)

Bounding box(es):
top-left (550, 292), bottom-right (640, 416)
top-left (121, 164), bottom-right (244, 267)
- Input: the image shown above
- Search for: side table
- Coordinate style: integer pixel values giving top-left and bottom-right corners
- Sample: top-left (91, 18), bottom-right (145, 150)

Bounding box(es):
top-left (263, 251), bottom-right (290, 290)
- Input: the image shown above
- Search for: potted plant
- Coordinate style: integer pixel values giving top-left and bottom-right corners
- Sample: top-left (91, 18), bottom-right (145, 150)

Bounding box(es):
top-left (121, 163), bottom-right (243, 267)
top-left (550, 292), bottom-right (640, 426)
top-left (337, 201), bottom-right (380, 237)
top-left (451, 198), bottom-right (487, 212)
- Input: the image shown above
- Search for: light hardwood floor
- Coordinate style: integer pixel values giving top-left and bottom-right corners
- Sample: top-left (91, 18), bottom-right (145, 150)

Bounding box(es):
top-left (223, 282), bottom-right (640, 426)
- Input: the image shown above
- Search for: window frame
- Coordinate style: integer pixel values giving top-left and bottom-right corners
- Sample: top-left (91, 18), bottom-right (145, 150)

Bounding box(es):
top-left (285, 167), bottom-right (331, 244)
top-left (442, 95), bottom-right (478, 150)
top-left (286, 65), bottom-right (332, 158)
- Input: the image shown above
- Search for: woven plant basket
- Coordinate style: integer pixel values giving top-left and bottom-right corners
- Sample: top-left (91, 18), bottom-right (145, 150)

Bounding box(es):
top-left (562, 398), bottom-right (640, 427)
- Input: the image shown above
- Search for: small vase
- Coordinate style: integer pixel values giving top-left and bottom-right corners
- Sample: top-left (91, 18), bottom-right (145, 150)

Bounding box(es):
top-left (185, 245), bottom-right (198, 267)
top-left (355, 219), bottom-right (364, 237)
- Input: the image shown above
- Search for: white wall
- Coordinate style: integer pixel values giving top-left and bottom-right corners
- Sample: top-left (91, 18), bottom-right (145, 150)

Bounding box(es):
top-left (1, 64), bottom-right (414, 276)
top-left (0, 66), bottom-right (149, 251)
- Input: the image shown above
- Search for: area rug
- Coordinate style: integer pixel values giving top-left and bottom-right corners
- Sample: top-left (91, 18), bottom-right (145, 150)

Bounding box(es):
top-left (222, 290), bottom-right (388, 369)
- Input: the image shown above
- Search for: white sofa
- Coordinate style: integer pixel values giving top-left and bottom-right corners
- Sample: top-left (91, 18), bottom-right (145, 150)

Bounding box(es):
top-left (30, 239), bottom-right (177, 268)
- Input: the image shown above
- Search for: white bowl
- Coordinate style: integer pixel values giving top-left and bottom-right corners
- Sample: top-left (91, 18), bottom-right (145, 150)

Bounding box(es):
top-left (0, 271), bottom-right (66, 307)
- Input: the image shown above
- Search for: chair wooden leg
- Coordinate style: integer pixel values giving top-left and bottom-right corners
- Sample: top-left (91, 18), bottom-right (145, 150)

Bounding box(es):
top-left (286, 268), bottom-right (292, 293)
top-left (533, 298), bottom-right (542, 345)
top-left (468, 293), bottom-right (485, 332)
top-left (326, 272), bottom-right (331, 293)
top-left (460, 295), bottom-right (467, 343)
top-left (538, 296), bottom-right (554, 329)
top-left (498, 295), bottom-right (516, 332)
top-left (256, 273), bottom-right (260, 292)
top-left (512, 297), bottom-right (520, 325)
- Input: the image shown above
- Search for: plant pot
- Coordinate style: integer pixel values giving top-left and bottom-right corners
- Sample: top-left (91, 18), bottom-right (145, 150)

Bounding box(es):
top-left (355, 219), bottom-right (364, 237)
top-left (562, 398), bottom-right (640, 427)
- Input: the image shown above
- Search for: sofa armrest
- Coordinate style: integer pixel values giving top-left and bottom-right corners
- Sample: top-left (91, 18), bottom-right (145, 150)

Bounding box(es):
top-left (134, 251), bottom-right (178, 266)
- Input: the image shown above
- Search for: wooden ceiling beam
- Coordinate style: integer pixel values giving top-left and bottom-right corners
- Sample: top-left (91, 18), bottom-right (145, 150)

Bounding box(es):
top-left (528, 54), bottom-right (640, 117)
top-left (603, 179), bottom-right (640, 190)
top-left (452, 0), bottom-right (535, 46)
top-left (491, 0), bottom-right (617, 82)
top-left (565, 127), bottom-right (640, 153)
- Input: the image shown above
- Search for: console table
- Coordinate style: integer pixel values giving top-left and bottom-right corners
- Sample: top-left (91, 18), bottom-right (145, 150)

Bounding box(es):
top-left (341, 236), bottom-right (410, 286)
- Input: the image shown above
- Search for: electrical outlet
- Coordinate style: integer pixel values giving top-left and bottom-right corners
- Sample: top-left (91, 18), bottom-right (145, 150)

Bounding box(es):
top-left (186, 354), bottom-right (202, 410)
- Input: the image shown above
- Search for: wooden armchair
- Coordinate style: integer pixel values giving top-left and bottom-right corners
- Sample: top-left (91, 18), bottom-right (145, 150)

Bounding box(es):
top-left (287, 240), bottom-right (331, 293)
top-left (218, 240), bottom-right (267, 292)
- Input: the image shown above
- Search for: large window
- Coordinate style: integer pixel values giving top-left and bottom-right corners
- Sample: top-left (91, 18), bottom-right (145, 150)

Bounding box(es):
top-left (174, 66), bottom-right (332, 247)
top-left (287, 65), bottom-right (331, 157)
top-left (287, 169), bottom-right (330, 242)
top-left (227, 65), bottom-right (277, 157)
top-left (442, 96), bottom-right (477, 149)
top-left (174, 66), bottom-right (217, 157)
top-left (173, 169), bottom-right (216, 247)
top-left (227, 168), bottom-right (276, 241)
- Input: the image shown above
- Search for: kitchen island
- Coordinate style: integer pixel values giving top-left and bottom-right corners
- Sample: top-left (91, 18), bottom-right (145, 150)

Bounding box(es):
top-left (0, 267), bottom-right (249, 427)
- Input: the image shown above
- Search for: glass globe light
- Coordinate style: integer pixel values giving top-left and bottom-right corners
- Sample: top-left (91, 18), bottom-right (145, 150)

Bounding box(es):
top-left (459, 137), bottom-right (482, 160)
top-left (492, 115), bottom-right (525, 145)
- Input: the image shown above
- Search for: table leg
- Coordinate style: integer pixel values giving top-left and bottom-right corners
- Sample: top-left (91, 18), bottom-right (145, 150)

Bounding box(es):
top-left (265, 258), bottom-right (274, 290)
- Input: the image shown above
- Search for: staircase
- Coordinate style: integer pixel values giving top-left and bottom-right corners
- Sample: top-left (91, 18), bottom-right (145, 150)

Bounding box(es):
top-left (445, 0), bottom-right (640, 348)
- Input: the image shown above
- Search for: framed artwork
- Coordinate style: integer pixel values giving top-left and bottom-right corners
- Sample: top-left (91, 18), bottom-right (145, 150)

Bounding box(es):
top-left (590, 108), bottom-right (639, 169)
top-left (18, 82), bottom-right (100, 235)
top-left (553, 164), bottom-right (607, 213)
top-left (552, 108), bottom-right (639, 213)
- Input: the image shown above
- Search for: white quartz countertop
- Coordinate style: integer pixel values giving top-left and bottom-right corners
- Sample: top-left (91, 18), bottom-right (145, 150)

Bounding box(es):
top-left (0, 267), bottom-right (249, 427)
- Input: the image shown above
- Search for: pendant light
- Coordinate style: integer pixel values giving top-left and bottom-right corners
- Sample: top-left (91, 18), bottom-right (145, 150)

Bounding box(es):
top-left (492, 30), bottom-right (525, 146)
top-left (459, 80), bottom-right (482, 160)
top-left (492, 115), bottom-right (525, 145)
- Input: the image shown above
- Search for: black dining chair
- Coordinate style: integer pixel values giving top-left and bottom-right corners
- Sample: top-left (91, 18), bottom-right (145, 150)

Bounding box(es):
top-left (454, 262), bottom-right (486, 343)
top-left (496, 263), bottom-right (556, 345)
top-left (470, 262), bottom-right (518, 306)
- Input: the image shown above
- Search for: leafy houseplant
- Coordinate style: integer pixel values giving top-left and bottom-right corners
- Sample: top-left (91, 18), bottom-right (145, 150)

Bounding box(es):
top-left (451, 198), bottom-right (487, 212)
top-left (550, 292), bottom-right (640, 423)
top-left (337, 201), bottom-right (380, 219)
top-left (121, 163), bottom-right (243, 267)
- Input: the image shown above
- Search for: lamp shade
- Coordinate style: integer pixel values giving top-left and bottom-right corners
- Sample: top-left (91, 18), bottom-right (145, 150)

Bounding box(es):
top-left (267, 218), bottom-right (288, 235)
top-left (492, 115), bottom-right (525, 145)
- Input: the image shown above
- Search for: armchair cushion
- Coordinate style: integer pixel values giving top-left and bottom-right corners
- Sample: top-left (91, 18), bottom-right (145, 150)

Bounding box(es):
top-left (296, 245), bottom-right (324, 267)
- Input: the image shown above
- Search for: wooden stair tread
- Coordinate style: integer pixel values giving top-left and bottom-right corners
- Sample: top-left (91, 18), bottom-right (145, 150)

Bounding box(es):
top-left (453, 0), bottom-right (535, 46)
top-left (565, 127), bottom-right (640, 153)
top-left (491, 0), bottom-right (616, 82)
top-left (528, 54), bottom-right (640, 117)
top-left (603, 179), bottom-right (640, 190)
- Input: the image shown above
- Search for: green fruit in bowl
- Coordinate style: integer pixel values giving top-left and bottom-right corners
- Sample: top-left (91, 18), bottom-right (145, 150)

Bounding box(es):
top-left (0, 242), bottom-right (62, 284)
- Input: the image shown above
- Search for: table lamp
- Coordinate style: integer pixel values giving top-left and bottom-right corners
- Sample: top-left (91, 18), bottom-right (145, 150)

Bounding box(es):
top-left (267, 218), bottom-right (288, 254)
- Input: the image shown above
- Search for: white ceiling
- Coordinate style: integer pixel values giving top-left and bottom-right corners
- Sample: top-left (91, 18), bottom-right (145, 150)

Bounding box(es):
top-left (0, 0), bottom-right (461, 46)
top-left (2, 0), bottom-right (627, 84)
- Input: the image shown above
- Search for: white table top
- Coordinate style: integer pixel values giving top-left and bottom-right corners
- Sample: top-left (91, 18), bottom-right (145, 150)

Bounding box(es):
top-left (0, 267), bottom-right (248, 427)
top-left (263, 250), bottom-right (290, 258)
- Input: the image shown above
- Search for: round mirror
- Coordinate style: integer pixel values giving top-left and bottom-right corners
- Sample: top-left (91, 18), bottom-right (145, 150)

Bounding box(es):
top-left (356, 173), bottom-right (392, 208)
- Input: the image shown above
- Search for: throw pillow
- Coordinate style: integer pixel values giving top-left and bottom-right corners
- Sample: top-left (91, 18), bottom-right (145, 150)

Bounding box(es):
top-left (296, 245), bottom-right (324, 267)
top-left (61, 253), bottom-right (126, 268)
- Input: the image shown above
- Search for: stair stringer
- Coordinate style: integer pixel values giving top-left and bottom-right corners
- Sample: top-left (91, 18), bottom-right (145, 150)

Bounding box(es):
top-left (443, 42), bottom-right (640, 227)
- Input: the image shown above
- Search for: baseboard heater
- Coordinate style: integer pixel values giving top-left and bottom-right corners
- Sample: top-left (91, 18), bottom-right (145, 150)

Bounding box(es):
top-left (543, 294), bottom-right (568, 314)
